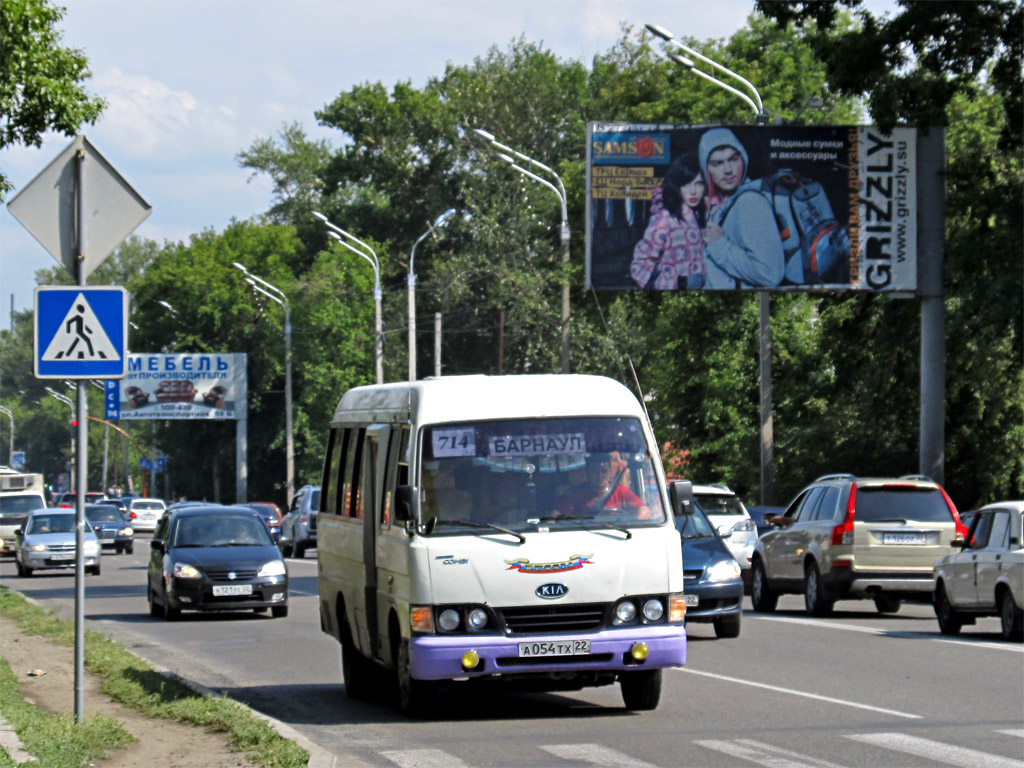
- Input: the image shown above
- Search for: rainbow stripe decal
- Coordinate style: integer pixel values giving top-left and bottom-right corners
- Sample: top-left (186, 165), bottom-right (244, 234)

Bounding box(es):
top-left (505, 555), bottom-right (593, 574)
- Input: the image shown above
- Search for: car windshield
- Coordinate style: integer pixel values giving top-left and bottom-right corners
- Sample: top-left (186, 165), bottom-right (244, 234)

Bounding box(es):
top-left (171, 514), bottom-right (272, 547)
top-left (855, 487), bottom-right (953, 523)
top-left (133, 502), bottom-right (164, 511)
top-left (675, 505), bottom-right (717, 538)
top-left (27, 514), bottom-right (76, 534)
top-left (0, 495), bottom-right (47, 517)
top-left (419, 416), bottom-right (665, 534)
top-left (695, 494), bottom-right (745, 516)
top-left (86, 507), bottom-right (123, 522)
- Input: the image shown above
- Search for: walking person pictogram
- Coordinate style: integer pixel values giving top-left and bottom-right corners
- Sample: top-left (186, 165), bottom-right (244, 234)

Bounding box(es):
top-left (56, 303), bottom-right (106, 359)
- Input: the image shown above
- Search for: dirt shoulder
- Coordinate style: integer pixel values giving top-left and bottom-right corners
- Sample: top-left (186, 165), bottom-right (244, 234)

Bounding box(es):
top-left (0, 612), bottom-right (260, 768)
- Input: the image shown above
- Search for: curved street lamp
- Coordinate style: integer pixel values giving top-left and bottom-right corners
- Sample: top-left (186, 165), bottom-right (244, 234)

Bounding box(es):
top-left (233, 263), bottom-right (294, 505)
top-left (313, 212), bottom-right (384, 384)
top-left (473, 129), bottom-right (571, 372)
top-left (0, 405), bottom-right (13, 465)
top-left (408, 208), bottom-right (456, 381)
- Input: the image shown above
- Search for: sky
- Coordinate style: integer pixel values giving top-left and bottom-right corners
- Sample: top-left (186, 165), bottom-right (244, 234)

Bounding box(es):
top-left (2, 0), bottom-right (780, 320)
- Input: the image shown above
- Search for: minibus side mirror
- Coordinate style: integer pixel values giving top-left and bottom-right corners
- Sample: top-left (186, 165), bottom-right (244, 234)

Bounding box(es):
top-left (669, 480), bottom-right (695, 518)
top-left (394, 485), bottom-right (420, 524)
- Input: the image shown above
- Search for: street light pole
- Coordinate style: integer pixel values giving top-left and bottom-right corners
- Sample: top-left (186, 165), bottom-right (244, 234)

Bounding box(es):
top-left (313, 212), bottom-right (384, 384)
top-left (0, 406), bottom-right (13, 464)
top-left (649, 23), bottom-right (774, 505)
top-left (232, 263), bottom-right (294, 506)
top-left (474, 129), bottom-right (572, 373)
top-left (408, 209), bottom-right (456, 382)
top-left (46, 389), bottom-right (75, 492)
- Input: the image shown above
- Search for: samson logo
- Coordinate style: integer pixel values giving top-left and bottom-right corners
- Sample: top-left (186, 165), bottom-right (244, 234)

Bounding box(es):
top-left (536, 583), bottom-right (569, 600)
top-left (505, 555), bottom-right (593, 574)
top-left (592, 133), bottom-right (670, 164)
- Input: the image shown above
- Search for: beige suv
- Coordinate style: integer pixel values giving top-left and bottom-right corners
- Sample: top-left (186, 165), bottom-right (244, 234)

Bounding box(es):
top-left (751, 474), bottom-right (966, 616)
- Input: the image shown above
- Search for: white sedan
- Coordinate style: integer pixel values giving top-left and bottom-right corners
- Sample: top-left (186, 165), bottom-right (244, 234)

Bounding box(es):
top-left (127, 498), bottom-right (168, 533)
top-left (933, 500), bottom-right (1024, 641)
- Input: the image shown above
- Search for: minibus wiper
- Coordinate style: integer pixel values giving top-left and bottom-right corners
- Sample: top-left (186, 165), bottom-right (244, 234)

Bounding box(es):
top-left (534, 516), bottom-right (633, 540)
top-left (431, 518), bottom-right (526, 544)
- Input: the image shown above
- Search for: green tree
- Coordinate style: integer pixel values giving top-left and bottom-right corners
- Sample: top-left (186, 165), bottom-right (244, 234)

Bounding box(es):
top-left (0, 0), bottom-right (105, 198)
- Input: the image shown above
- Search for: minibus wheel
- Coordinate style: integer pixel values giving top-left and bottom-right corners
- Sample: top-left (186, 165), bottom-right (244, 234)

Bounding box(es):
top-left (397, 640), bottom-right (432, 717)
top-left (620, 668), bottom-right (662, 710)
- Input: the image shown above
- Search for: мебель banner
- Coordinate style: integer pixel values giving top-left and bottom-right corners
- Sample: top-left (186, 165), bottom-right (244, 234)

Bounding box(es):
top-left (586, 123), bottom-right (917, 293)
top-left (104, 353), bottom-right (247, 420)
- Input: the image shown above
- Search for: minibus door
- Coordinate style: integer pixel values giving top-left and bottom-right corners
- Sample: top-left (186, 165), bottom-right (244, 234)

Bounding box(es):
top-left (361, 425), bottom-right (389, 660)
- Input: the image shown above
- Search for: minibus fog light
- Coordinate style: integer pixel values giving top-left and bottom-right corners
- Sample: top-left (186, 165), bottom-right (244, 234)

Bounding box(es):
top-left (615, 600), bottom-right (637, 624)
top-left (461, 650), bottom-right (480, 670)
top-left (438, 609), bottom-right (460, 631)
top-left (468, 608), bottom-right (488, 630)
top-left (631, 642), bottom-right (649, 661)
top-left (642, 599), bottom-right (664, 621)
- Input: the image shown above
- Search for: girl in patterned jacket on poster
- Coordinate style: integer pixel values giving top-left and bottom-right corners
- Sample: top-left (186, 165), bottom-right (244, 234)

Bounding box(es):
top-left (629, 152), bottom-right (707, 290)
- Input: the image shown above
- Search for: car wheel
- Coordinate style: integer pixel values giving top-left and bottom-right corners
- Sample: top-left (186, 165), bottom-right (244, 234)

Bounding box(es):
top-left (713, 613), bottom-right (742, 639)
top-left (125, 545), bottom-right (133, 555)
top-left (115, 545), bottom-right (123, 554)
top-left (873, 594), bottom-right (902, 614)
top-left (88, 563), bottom-right (101, 576)
top-left (280, 541), bottom-right (294, 558)
top-left (804, 563), bottom-right (834, 617)
top-left (934, 581), bottom-right (963, 635)
top-left (16, 559), bottom-right (31, 578)
top-left (148, 588), bottom-right (165, 618)
top-left (999, 589), bottom-right (1024, 642)
top-left (271, 605), bottom-right (289, 618)
top-left (396, 639), bottom-right (432, 717)
top-left (294, 542), bottom-right (305, 559)
top-left (165, 605), bottom-right (181, 621)
top-left (750, 559), bottom-right (778, 612)
top-left (620, 668), bottom-right (663, 711)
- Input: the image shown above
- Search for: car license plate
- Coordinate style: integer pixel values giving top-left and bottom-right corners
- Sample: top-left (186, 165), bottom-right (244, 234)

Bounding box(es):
top-left (684, 594), bottom-right (699, 606)
top-left (518, 639), bottom-right (590, 658)
top-left (883, 532), bottom-right (927, 545)
top-left (212, 584), bottom-right (252, 596)
top-left (50, 552), bottom-right (75, 561)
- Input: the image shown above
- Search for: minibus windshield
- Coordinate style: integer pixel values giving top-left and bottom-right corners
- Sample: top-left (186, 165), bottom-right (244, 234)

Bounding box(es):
top-left (420, 417), bottom-right (666, 532)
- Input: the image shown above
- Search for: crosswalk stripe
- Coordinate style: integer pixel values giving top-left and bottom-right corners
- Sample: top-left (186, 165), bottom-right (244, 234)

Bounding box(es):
top-left (540, 743), bottom-right (658, 767)
top-left (694, 738), bottom-right (847, 768)
top-left (846, 732), bottom-right (1024, 768)
top-left (380, 749), bottom-right (468, 768)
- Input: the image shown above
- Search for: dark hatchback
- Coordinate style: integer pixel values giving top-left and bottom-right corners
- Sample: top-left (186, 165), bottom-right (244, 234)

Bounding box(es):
top-left (147, 505), bottom-right (289, 620)
top-left (677, 503), bottom-right (744, 638)
top-left (84, 504), bottom-right (135, 554)
top-left (232, 502), bottom-right (281, 543)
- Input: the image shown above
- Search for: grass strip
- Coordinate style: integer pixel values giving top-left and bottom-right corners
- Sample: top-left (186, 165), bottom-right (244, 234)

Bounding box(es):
top-left (0, 587), bottom-right (309, 768)
top-left (0, 654), bottom-right (134, 768)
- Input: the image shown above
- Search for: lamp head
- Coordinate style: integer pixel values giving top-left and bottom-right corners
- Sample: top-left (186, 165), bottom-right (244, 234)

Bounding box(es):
top-left (327, 231), bottom-right (342, 242)
top-left (312, 211), bottom-right (328, 223)
top-left (231, 261), bottom-right (248, 273)
top-left (669, 53), bottom-right (695, 69)
top-left (495, 153), bottom-right (515, 165)
top-left (434, 208), bottom-right (457, 227)
top-left (645, 23), bottom-right (674, 41)
top-left (472, 128), bottom-right (495, 142)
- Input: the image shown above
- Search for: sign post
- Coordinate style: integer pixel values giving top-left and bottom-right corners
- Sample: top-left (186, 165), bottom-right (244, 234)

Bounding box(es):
top-left (11, 135), bottom-right (149, 724)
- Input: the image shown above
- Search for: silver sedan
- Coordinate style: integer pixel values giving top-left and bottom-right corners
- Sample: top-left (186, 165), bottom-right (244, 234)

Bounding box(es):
top-left (14, 509), bottom-right (102, 577)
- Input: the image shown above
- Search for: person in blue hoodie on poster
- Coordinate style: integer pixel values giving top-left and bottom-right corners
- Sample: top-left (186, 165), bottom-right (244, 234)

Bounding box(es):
top-left (698, 127), bottom-right (786, 289)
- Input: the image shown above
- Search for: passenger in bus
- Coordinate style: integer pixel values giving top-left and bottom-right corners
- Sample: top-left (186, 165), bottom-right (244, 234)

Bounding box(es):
top-left (555, 451), bottom-right (651, 519)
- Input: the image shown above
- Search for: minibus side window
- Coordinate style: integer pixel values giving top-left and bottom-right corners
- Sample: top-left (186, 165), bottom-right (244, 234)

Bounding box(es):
top-left (381, 425), bottom-right (408, 529)
top-left (340, 428), bottom-right (357, 519)
top-left (323, 428), bottom-right (349, 517)
top-left (347, 428), bottom-right (366, 519)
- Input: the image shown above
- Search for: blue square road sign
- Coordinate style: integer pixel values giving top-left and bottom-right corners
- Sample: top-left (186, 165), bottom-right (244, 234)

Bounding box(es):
top-left (35, 286), bottom-right (129, 379)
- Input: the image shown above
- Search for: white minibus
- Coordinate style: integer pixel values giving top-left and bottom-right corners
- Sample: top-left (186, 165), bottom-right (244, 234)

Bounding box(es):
top-left (316, 374), bottom-right (691, 715)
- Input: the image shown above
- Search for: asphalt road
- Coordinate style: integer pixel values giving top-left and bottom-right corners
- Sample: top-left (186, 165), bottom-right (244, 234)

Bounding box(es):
top-left (2, 536), bottom-right (1022, 768)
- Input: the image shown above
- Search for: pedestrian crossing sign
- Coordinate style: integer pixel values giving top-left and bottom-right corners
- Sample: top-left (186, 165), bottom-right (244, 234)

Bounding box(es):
top-left (34, 286), bottom-right (129, 379)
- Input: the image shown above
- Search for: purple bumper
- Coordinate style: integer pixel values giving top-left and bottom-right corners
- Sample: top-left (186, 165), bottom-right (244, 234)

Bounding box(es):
top-left (410, 624), bottom-right (686, 681)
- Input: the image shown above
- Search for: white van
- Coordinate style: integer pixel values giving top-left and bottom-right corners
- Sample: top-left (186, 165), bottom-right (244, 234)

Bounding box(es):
top-left (317, 374), bottom-right (690, 715)
top-left (0, 467), bottom-right (49, 557)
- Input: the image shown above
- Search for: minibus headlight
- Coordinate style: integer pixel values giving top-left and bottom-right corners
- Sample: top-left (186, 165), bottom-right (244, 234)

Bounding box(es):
top-left (468, 608), bottom-right (488, 630)
top-left (410, 606), bottom-right (435, 633)
top-left (438, 609), bottom-right (460, 632)
top-left (614, 600), bottom-right (637, 624)
top-left (642, 598), bottom-right (664, 621)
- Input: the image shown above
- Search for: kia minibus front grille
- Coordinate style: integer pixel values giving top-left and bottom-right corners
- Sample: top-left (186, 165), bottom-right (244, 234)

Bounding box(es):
top-left (498, 603), bottom-right (606, 634)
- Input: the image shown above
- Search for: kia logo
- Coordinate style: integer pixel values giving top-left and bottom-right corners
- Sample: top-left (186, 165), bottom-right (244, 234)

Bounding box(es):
top-left (536, 583), bottom-right (568, 599)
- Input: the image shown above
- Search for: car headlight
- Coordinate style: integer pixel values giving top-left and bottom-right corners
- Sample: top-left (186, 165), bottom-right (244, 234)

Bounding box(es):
top-left (120, 527), bottom-right (134, 536)
top-left (438, 608), bottom-right (460, 631)
top-left (84, 540), bottom-right (100, 553)
top-left (28, 543), bottom-right (48, 552)
top-left (614, 600), bottom-right (637, 624)
top-left (642, 598), bottom-right (665, 621)
top-left (706, 558), bottom-right (742, 582)
top-left (173, 562), bottom-right (202, 579)
top-left (258, 560), bottom-right (287, 578)
top-left (467, 608), bottom-right (489, 630)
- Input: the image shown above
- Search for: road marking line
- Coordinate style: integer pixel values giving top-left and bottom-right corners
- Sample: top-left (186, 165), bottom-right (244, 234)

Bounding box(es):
top-left (846, 732), bottom-right (1024, 768)
top-left (675, 668), bottom-right (920, 719)
top-left (694, 738), bottom-right (848, 768)
top-left (998, 730), bottom-right (1024, 739)
top-left (750, 615), bottom-right (1024, 652)
top-left (540, 743), bottom-right (657, 767)
top-left (381, 749), bottom-right (467, 767)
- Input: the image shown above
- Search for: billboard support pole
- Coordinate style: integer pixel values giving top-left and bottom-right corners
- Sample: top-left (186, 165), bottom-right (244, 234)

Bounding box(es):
top-left (917, 128), bottom-right (946, 484)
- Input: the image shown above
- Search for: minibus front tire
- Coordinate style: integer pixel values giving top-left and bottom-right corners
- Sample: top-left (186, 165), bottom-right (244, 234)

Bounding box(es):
top-left (619, 669), bottom-right (662, 711)
top-left (397, 640), bottom-right (432, 717)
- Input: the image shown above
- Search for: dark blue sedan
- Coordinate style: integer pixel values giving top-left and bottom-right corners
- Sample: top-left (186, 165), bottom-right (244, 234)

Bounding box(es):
top-left (147, 505), bottom-right (288, 619)
top-left (232, 503), bottom-right (281, 543)
top-left (676, 504), bottom-right (744, 637)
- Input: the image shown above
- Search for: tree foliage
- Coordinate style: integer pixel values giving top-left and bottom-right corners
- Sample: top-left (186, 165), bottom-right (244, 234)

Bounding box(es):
top-left (0, 0), bottom-right (105, 198)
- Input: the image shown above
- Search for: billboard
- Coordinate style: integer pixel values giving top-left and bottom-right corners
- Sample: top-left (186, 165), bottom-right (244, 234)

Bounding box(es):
top-left (104, 353), bottom-right (247, 420)
top-left (586, 123), bottom-right (917, 293)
